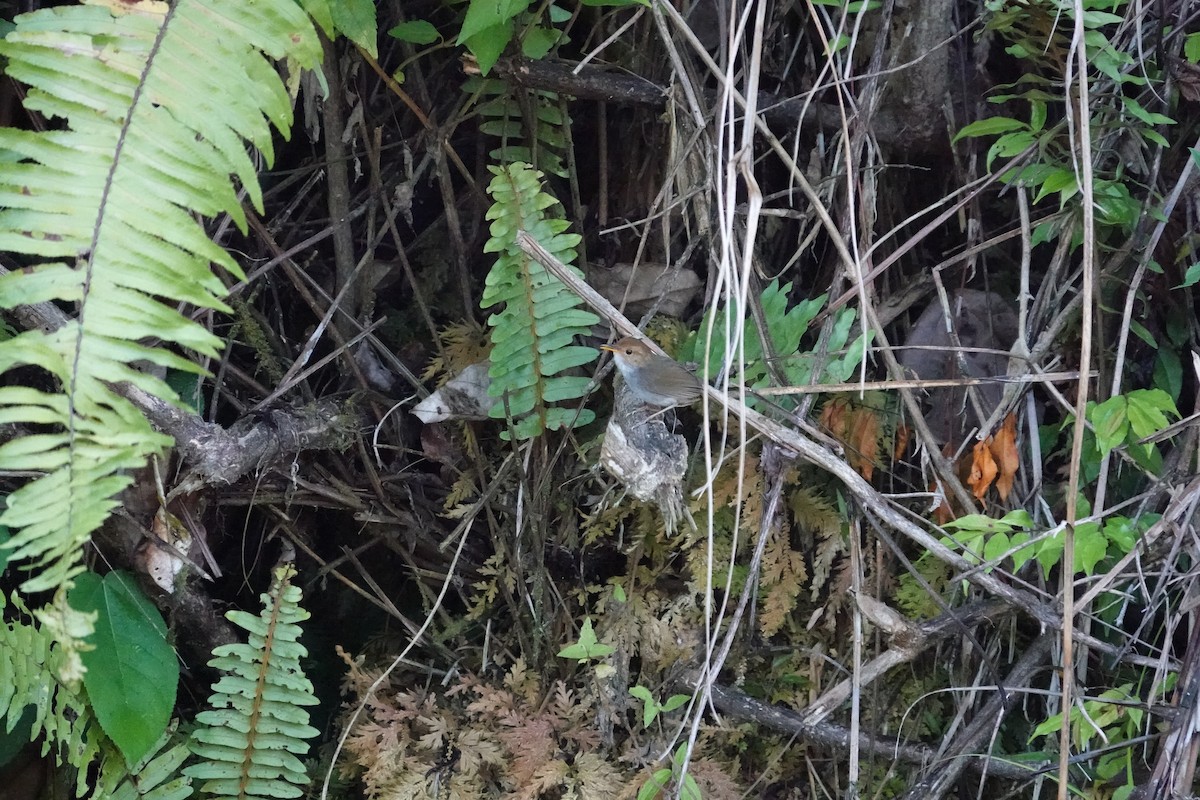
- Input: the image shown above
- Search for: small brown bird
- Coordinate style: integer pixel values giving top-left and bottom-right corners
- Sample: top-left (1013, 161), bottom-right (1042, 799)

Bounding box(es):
top-left (601, 337), bottom-right (704, 409)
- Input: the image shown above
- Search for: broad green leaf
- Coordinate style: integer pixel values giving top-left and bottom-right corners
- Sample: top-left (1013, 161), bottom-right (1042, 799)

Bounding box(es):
top-left (662, 694), bottom-right (690, 712)
top-left (1125, 388), bottom-right (1176, 439)
top-left (331, 0), bottom-right (379, 57)
top-left (1082, 10), bottom-right (1123, 26)
top-left (1009, 531), bottom-right (1036, 572)
top-left (1029, 99), bottom-right (1046, 132)
top-left (1176, 262), bottom-right (1200, 288)
top-left (458, 0), bottom-right (530, 44)
top-left (1089, 395), bottom-right (1128, 457)
top-left (388, 20), bottom-right (440, 45)
top-left (982, 532), bottom-right (1011, 564)
top-left (1074, 522), bottom-right (1108, 575)
top-left (986, 130), bottom-right (1036, 171)
top-left (521, 26), bottom-right (559, 58)
top-left (1186, 32), bottom-right (1200, 62)
top-left (72, 571), bottom-right (178, 766)
top-left (1033, 168), bottom-right (1077, 205)
top-left (629, 686), bottom-right (658, 726)
top-left (638, 770), bottom-right (672, 800)
top-left (1031, 711), bottom-right (1064, 740)
top-left (1103, 517), bottom-right (1138, 554)
top-left (1036, 530), bottom-right (1064, 577)
top-left (953, 116), bottom-right (1026, 143)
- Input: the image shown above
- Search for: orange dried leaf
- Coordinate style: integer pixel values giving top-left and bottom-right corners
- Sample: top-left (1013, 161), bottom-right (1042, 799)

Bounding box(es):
top-left (893, 424), bottom-right (911, 460)
top-left (819, 397), bottom-right (849, 439)
top-left (968, 440), bottom-right (998, 500)
top-left (847, 406), bottom-right (880, 481)
top-left (989, 413), bottom-right (1019, 501)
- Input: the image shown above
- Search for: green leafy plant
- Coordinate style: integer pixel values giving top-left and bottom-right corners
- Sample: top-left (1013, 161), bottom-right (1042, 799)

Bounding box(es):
top-left (629, 686), bottom-right (690, 728)
top-left (940, 509), bottom-right (1038, 578)
top-left (958, 0), bottom-right (1171, 233)
top-left (1087, 388), bottom-right (1178, 461)
top-left (1031, 499), bottom-right (1153, 578)
top-left (680, 280), bottom-right (870, 407)
top-left (185, 564), bottom-right (319, 800)
top-left (457, 0), bottom-right (644, 74)
top-left (0, 591), bottom-right (98, 795)
top-left (557, 617), bottom-right (615, 662)
top-left (638, 743), bottom-right (704, 800)
top-left (481, 162), bottom-right (599, 439)
top-left (0, 0), bottom-right (323, 601)
top-left (1030, 683), bottom-right (1144, 799)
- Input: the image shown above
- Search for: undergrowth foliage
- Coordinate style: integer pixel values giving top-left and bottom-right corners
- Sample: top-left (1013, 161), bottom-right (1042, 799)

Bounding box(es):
top-left (338, 654), bottom-right (746, 800)
top-left (0, 0), bottom-right (1197, 795)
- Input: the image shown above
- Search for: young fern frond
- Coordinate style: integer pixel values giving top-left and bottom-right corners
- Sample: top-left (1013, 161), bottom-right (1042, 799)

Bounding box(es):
top-left (481, 163), bottom-right (598, 440)
top-left (0, 0), bottom-right (323, 594)
top-left (185, 565), bottom-right (319, 800)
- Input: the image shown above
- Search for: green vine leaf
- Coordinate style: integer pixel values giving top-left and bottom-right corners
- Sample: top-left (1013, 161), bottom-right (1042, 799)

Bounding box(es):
top-left (72, 571), bottom-right (178, 767)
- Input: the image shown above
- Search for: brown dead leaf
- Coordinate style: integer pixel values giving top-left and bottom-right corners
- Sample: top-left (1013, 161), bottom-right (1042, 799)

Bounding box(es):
top-left (847, 405), bottom-right (880, 481)
top-left (820, 398), bottom-right (881, 480)
top-left (818, 397), bottom-right (849, 440)
top-left (968, 439), bottom-right (998, 500)
top-left (989, 413), bottom-right (1019, 501)
top-left (893, 423), bottom-right (910, 461)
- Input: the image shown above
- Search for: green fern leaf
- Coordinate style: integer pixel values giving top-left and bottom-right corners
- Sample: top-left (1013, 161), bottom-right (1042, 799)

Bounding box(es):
top-left (468, 77), bottom-right (569, 177)
top-left (481, 163), bottom-right (598, 440)
top-left (185, 565), bottom-right (319, 800)
top-left (0, 0), bottom-right (322, 593)
top-left (93, 724), bottom-right (194, 800)
top-left (0, 591), bottom-right (102, 795)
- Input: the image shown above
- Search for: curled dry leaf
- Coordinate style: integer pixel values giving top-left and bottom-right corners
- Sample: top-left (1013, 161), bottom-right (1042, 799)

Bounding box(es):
top-left (989, 414), bottom-right (1019, 501)
top-left (968, 439), bottom-right (998, 501)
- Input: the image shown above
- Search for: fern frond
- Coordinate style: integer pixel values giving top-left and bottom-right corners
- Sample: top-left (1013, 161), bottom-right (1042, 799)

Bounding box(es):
top-left (0, 591), bottom-right (101, 795)
top-left (93, 724), bottom-right (194, 800)
top-left (481, 163), bottom-right (598, 440)
top-left (185, 565), bottom-right (319, 800)
top-left (0, 0), bottom-right (322, 593)
top-left (468, 77), bottom-right (569, 177)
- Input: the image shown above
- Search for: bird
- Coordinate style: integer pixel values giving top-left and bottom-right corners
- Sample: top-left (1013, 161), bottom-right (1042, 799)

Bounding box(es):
top-left (600, 337), bottom-right (705, 409)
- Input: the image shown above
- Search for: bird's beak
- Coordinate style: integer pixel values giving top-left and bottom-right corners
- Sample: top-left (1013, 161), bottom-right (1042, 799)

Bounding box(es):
top-left (600, 344), bottom-right (618, 353)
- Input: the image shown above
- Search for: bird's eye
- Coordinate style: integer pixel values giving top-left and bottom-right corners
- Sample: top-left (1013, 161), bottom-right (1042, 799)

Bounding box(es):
top-left (624, 348), bottom-right (634, 355)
